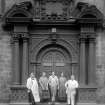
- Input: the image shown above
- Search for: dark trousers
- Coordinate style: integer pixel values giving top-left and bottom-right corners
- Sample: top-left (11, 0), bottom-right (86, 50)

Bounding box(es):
top-left (28, 91), bottom-right (36, 105)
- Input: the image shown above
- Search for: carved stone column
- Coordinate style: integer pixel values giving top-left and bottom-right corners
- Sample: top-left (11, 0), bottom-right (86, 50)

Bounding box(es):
top-left (22, 33), bottom-right (29, 84)
top-left (80, 36), bottom-right (86, 84)
top-left (88, 37), bottom-right (96, 85)
top-left (12, 33), bottom-right (20, 84)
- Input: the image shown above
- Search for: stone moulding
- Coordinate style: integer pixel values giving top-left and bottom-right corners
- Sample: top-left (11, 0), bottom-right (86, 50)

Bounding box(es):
top-left (10, 85), bottom-right (97, 103)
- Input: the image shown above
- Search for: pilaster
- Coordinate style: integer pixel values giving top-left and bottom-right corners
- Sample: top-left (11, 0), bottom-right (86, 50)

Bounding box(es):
top-left (79, 35), bottom-right (86, 85)
top-left (22, 33), bottom-right (29, 84)
top-left (12, 33), bottom-right (20, 84)
top-left (88, 35), bottom-right (96, 85)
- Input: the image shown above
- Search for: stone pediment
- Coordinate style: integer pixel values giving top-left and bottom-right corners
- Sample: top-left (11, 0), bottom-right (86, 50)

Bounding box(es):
top-left (3, 0), bottom-right (104, 25)
top-left (4, 1), bottom-right (33, 18)
top-left (4, 0), bottom-right (76, 21)
top-left (14, 1), bottom-right (32, 11)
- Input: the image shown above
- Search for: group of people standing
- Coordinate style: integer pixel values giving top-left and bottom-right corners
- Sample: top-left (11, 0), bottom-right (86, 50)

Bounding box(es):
top-left (26, 72), bottom-right (79, 105)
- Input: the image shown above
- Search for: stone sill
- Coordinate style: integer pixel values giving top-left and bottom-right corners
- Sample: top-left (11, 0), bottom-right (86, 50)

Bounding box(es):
top-left (10, 84), bottom-right (97, 89)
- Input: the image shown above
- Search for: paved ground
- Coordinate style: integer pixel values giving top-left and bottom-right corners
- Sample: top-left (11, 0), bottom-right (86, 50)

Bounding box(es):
top-left (0, 104), bottom-right (9, 105)
top-left (0, 103), bottom-right (105, 105)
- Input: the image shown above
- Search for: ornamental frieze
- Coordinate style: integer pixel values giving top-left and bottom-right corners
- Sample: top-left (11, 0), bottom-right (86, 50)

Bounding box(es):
top-left (34, 0), bottom-right (75, 21)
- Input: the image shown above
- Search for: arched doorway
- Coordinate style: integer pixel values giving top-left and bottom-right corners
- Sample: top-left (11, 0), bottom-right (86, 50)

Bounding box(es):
top-left (36, 45), bottom-right (72, 79)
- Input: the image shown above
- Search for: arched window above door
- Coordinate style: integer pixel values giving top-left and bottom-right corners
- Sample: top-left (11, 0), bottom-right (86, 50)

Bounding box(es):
top-left (42, 50), bottom-right (65, 67)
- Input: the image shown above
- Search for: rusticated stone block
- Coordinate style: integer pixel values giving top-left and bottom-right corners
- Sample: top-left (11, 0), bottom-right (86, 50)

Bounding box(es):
top-left (0, 24), bottom-right (12, 102)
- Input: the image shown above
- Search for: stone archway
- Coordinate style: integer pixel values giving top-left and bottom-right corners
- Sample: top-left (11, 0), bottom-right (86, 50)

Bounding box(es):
top-left (36, 45), bottom-right (72, 79)
top-left (30, 38), bottom-right (79, 80)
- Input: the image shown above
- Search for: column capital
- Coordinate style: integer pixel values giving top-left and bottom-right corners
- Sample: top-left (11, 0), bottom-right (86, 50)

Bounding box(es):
top-left (11, 32), bottom-right (29, 39)
top-left (81, 31), bottom-right (96, 37)
top-left (11, 32), bottom-right (20, 39)
top-left (21, 33), bottom-right (29, 43)
top-left (89, 38), bottom-right (95, 42)
top-left (88, 36), bottom-right (96, 44)
top-left (12, 37), bottom-right (19, 43)
top-left (23, 37), bottom-right (29, 42)
top-left (11, 33), bottom-right (19, 43)
top-left (21, 32), bottom-right (29, 39)
top-left (79, 35), bottom-right (86, 43)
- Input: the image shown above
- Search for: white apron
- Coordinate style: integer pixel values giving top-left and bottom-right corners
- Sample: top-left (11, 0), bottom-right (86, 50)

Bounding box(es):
top-left (26, 77), bottom-right (40, 102)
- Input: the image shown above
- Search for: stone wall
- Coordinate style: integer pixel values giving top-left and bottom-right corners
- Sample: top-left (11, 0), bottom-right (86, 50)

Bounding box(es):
top-left (96, 29), bottom-right (105, 103)
top-left (0, 22), bottom-right (12, 102)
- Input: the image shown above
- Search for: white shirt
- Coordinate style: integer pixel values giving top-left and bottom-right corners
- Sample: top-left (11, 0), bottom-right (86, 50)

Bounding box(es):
top-left (48, 75), bottom-right (59, 87)
top-left (26, 77), bottom-right (40, 102)
top-left (65, 80), bottom-right (79, 89)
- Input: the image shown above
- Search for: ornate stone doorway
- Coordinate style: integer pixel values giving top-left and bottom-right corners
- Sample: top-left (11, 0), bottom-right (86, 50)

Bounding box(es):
top-left (36, 46), bottom-right (72, 79)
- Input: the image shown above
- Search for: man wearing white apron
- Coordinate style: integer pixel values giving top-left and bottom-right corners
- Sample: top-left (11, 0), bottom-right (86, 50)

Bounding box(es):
top-left (65, 75), bottom-right (79, 105)
top-left (26, 73), bottom-right (40, 105)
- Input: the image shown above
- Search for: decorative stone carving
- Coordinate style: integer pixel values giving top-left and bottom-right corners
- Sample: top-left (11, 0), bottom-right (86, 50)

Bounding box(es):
top-left (10, 85), bottom-right (97, 103)
top-left (10, 85), bottom-right (28, 103)
top-left (34, 0), bottom-right (75, 21)
top-left (15, 1), bottom-right (32, 11)
top-left (77, 2), bottom-right (89, 12)
top-left (12, 32), bottom-right (29, 39)
top-left (68, 0), bottom-right (75, 18)
top-left (34, 1), bottom-right (41, 19)
top-left (50, 33), bottom-right (58, 43)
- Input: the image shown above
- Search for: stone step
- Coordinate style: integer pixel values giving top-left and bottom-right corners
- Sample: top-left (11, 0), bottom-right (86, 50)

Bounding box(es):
top-left (9, 102), bottom-right (98, 105)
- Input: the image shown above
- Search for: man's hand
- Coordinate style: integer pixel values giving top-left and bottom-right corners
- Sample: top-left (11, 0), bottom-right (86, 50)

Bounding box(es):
top-left (27, 89), bottom-right (31, 93)
top-left (58, 86), bottom-right (59, 90)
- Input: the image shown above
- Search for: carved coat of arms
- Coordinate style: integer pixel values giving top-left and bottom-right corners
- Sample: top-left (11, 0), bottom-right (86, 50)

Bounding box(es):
top-left (34, 0), bottom-right (75, 21)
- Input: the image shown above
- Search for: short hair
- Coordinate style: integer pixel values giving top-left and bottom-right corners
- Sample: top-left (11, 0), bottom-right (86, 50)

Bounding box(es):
top-left (71, 75), bottom-right (75, 78)
top-left (30, 72), bottom-right (34, 76)
top-left (42, 72), bottom-right (46, 75)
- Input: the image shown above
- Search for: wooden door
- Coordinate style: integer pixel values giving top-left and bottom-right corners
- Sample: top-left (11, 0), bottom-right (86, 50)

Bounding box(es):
top-left (39, 50), bottom-right (71, 79)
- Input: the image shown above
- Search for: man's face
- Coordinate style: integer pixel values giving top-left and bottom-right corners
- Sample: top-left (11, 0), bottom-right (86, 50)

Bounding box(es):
top-left (43, 72), bottom-right (46, 76)
top-left (61, 73), bottom-right (64, 77)
top-left (52, 72), bottom-right (55, 76)
top-left (30, 73), bottom-right (35, 79)
top-left (71, 75), bottom-right (74, 80)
